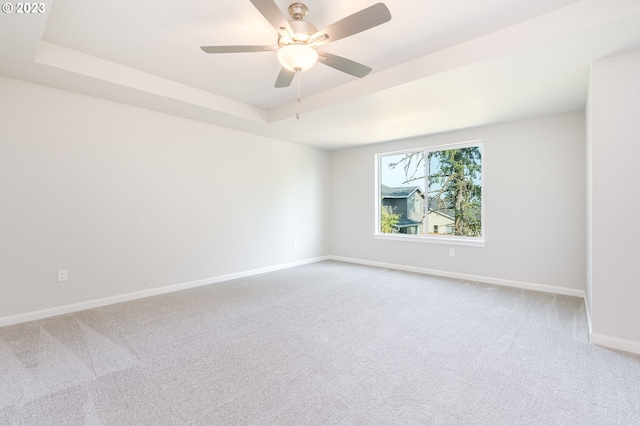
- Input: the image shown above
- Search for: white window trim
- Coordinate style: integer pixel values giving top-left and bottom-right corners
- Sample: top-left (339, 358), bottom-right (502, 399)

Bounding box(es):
top-left (374, 233), bottom-right (486, 247)
top-left (374, 140), bottom-right (485, 248)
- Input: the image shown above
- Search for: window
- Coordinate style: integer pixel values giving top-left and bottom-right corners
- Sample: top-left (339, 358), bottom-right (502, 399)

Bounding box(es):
top-left (376, 141), bottom-right (484, 246)
top-left (413, 197), bottom-right (421, 214)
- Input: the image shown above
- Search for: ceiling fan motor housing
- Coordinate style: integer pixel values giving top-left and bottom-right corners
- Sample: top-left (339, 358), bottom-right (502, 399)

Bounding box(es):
top-left (279, 19), bottom-right (318, 45)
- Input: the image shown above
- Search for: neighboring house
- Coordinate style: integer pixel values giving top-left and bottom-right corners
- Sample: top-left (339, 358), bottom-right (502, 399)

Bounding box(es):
top-left (381, 185), bottom-right (457, 235)
top-left (380, 185), bottom-right (461, 235)
top-left (427, 198), bottom-right (455, 235)
top-left (380, 185), bottom-right (425, 234)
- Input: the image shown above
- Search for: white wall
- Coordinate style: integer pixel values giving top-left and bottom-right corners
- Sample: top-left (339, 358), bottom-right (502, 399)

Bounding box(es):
top-left (330, 111), bottom-right (586, 293)
top-left (588, 48), bottom-right (640, 349)
top-left (0, 76), bottom-right (330, 320)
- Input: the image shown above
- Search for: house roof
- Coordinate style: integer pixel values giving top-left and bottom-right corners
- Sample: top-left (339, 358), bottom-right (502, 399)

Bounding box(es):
top-left (381, 185), bottom-right (425, 199)
top-left (427, 197), bottom-right (455, 219)
top-left (395, 218), bottom-right (423, 228)
top-left (428, 209), bottom-right (455, 221)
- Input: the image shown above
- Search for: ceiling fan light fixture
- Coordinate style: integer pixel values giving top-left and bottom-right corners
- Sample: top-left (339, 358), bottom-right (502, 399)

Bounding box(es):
top-left (277, 43), bottom-right (318, 72)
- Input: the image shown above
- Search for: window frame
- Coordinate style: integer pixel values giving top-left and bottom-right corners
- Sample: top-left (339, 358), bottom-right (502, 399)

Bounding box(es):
top-left (374, 140), bottom-right (485, 248)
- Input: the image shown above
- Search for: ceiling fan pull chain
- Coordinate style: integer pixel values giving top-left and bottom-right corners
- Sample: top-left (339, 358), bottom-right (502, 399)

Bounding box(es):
top-left (295, 68), bottom-right (301, 119)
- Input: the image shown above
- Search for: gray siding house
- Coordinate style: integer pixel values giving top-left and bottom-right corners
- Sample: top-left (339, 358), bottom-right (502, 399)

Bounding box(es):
top-left (381, 185), bottom-right (425, 234)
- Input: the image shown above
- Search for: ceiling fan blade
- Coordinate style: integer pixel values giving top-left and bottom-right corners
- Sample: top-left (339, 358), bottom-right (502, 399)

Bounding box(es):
top-left (250, 0), bottom-right (294, 38)
top-left (200, 46), bottom-right (277, 53)
top-left (311, 3), bottom-right (391, 45)
top-left (318, 52), bottom-right (372, 78)
top-left (275, 68), bottom-right (295, 88)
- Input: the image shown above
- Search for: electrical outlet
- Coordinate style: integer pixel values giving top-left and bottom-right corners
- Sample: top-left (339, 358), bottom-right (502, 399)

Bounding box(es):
top-left (449, 249), bottom-right (455, 257)
top-left (57, 269), bottom-right (68, 282)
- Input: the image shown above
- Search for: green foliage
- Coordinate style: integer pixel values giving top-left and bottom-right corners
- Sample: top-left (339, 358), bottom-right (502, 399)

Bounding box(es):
top-left (381, 211), bottom-right (401, 233)
top-left (429, 147), bottom-right (482, 237)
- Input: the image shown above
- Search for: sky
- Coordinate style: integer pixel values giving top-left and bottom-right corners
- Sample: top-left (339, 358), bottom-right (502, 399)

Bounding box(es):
top-left (379, 153), bottom-right (425, 190)
top-left (379, 147), bottom-right (482, 193)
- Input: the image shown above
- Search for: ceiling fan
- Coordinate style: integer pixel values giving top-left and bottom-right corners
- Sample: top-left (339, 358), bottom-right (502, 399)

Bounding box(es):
top-left (200, 0), bottom-right (392, 88)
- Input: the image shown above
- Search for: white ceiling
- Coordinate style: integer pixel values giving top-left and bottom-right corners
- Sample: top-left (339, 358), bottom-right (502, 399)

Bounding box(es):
top-left (2, 0), bottom-right (640, 150)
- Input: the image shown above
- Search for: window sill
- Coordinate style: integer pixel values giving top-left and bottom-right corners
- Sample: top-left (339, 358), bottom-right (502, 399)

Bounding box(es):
top-left (373, 233), bottom-right (486, 247)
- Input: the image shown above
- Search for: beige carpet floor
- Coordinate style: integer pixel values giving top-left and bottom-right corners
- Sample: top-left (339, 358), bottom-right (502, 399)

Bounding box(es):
top-left (1, 260), bottom-right (639, 425)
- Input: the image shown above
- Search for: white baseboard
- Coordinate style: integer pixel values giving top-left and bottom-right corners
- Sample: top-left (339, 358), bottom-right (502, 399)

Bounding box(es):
top-left (330, 256), bottom-right (640, 355)
top-left (590, 332), bottom-right (640, 356)
top-left (0, 255), bottom-right (587, 328)
top-left (329, 255), bottom-right (586, 298)
top-left (0, 256), bottom-right (330, 328)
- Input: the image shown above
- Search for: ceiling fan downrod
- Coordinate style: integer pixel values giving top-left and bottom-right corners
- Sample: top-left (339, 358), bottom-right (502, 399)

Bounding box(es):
top-left (288, 3), bottom-right (308, 21)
